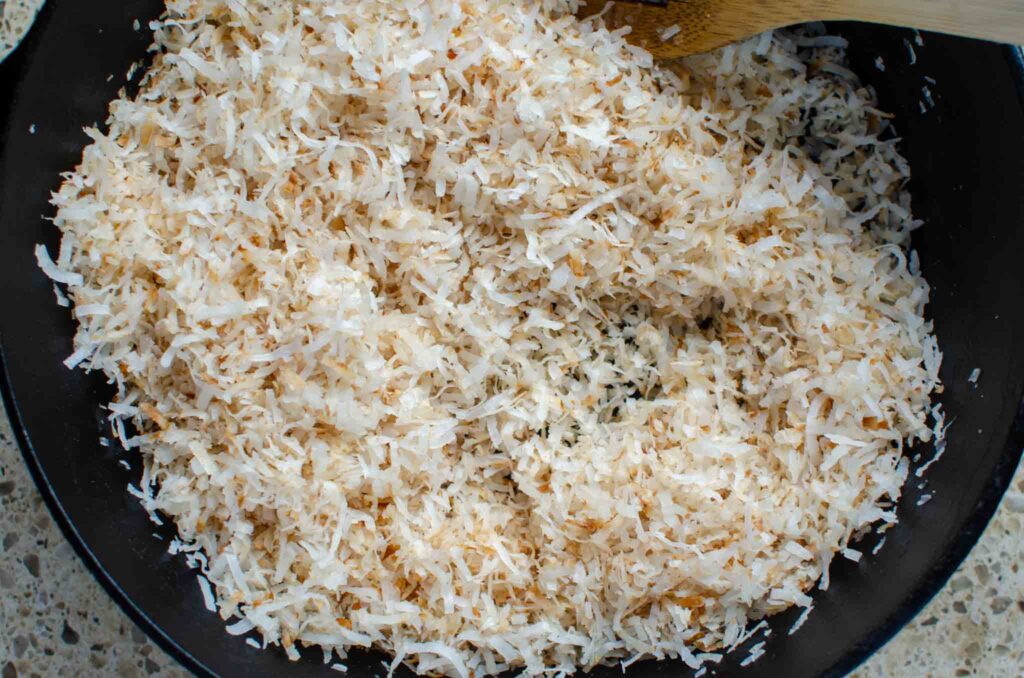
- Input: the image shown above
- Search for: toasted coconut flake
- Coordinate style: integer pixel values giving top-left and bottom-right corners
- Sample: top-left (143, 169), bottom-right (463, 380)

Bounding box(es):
top-left (42, 3), bottom-right (941, 676)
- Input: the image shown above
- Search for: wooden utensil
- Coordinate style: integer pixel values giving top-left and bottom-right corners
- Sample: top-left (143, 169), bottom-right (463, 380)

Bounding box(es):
top-left (578, 0), bottom-right (1024, 58)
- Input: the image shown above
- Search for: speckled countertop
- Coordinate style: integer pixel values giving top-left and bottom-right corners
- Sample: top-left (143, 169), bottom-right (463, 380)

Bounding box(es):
top-left (0, 410), bottom-right (185, 678)
top-left (1, 3), bottom-right (1023, 677)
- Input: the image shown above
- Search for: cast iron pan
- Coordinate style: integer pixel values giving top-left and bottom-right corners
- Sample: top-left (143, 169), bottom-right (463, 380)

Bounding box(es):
top-left (1, 3), bottom-right (1023, 677)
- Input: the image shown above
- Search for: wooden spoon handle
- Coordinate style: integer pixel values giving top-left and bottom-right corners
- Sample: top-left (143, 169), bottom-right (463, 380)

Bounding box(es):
top-left (820, 0), bottom-right (1024, 44)
top-left (592, 0), bottom-right (1024, 58)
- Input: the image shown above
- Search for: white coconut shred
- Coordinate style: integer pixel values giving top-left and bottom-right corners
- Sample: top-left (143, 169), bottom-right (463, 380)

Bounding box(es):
top-left (41, 0), bottom-right (943, 675)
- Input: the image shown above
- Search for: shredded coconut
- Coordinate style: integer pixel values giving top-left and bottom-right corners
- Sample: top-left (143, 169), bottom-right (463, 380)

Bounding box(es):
top-left (787, 603), bottom-right (814, 635)
top-left (658, 24), bottom-right (681, 42)
top-left (841, 548), bottom-right (862, 563)
top-left (197, 574), bottom-right (217, 612)
top-left (922, 85), bottom-right (935, 110)
top-left (904, 38), bottom-right (917, 65)
top-left (52, 284), bottom-right (69, 307)
top-left (42, 2), bottom-right (942, 675)
top-left (225, 618), bottom-right (255, 636)
top-left (739, 641), bottom-right (766, 667)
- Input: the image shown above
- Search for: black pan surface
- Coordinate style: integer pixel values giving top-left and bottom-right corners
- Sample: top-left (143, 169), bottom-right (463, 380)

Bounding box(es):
top-left (1, 3), bottom-right (1023, 677)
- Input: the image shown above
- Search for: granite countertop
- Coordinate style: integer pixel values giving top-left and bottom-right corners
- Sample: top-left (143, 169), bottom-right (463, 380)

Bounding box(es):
top-left (0, 404), bottom-right (1022, 678)
top-left (1, 2), bottom-right (1022, 676)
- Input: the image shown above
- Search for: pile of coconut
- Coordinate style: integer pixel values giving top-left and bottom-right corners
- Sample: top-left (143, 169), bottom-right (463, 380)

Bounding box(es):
top-left (39, 0), bottom-right (942, 675)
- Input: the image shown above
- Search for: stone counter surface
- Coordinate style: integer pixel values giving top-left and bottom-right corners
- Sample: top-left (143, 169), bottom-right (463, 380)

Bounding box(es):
top-left (1, 1), bottom-right (1022, 676)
